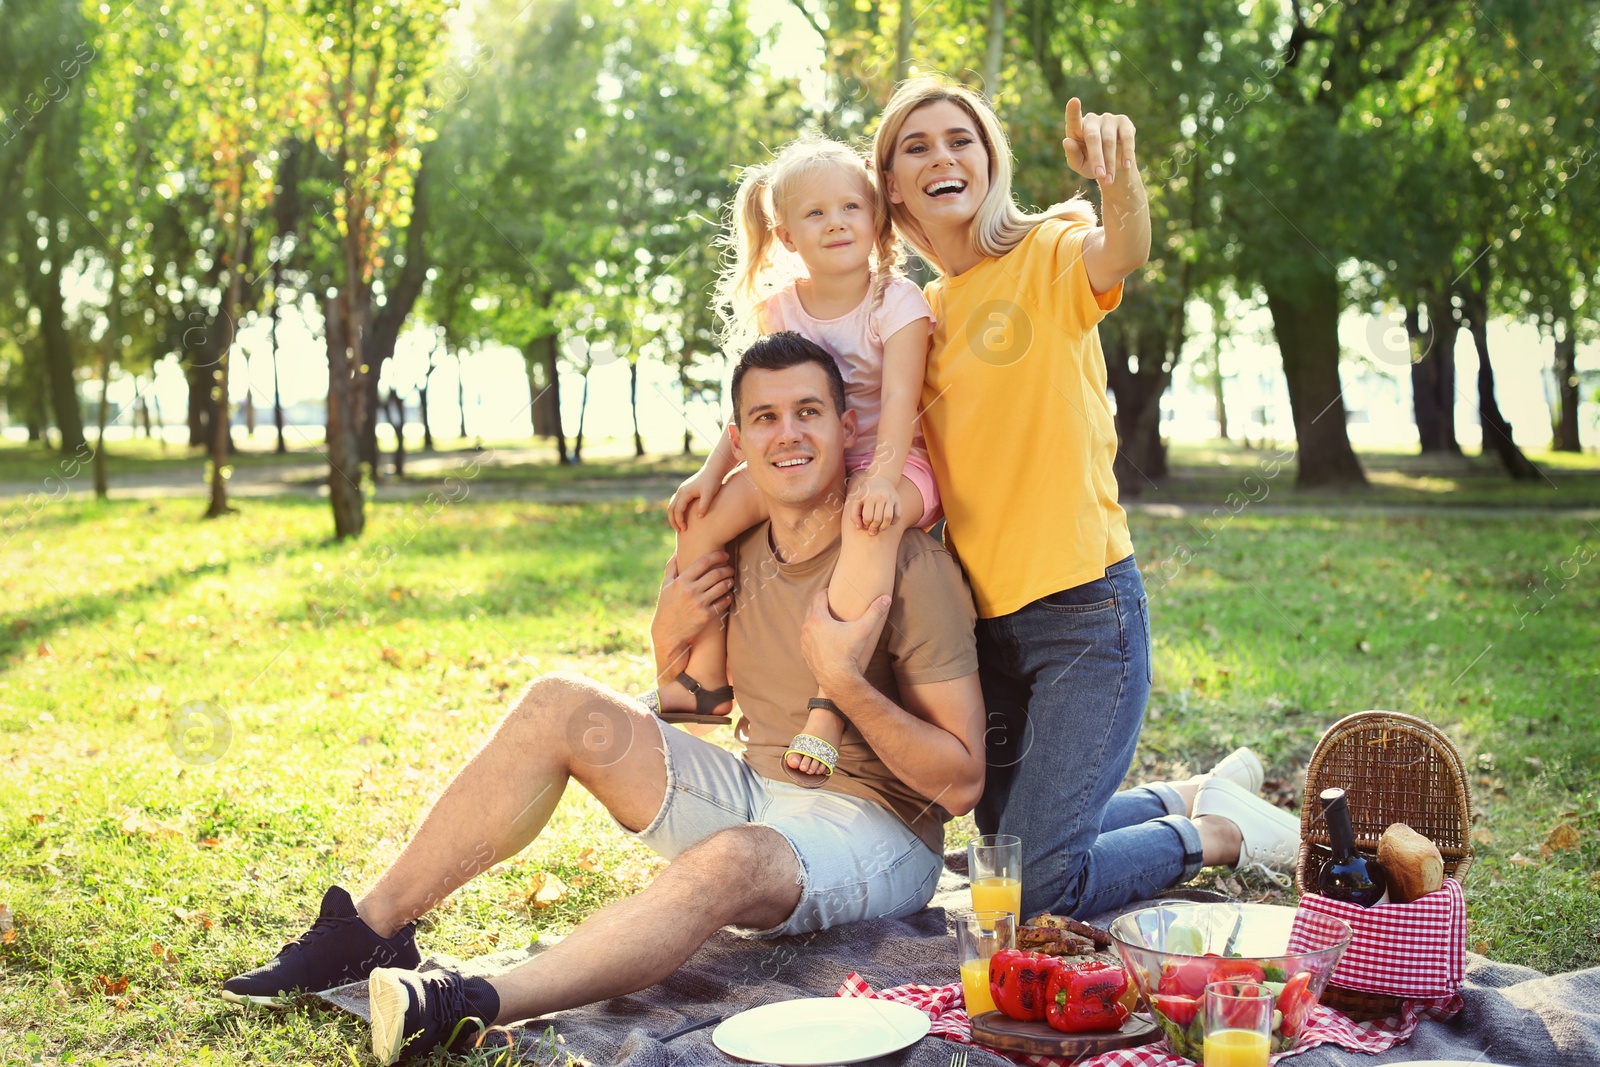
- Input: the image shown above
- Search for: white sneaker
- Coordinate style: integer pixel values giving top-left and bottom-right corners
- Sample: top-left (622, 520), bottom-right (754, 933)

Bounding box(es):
top-left (1194, 777), bottom-right (1300, 875)
top-left (1207, 747), bottom-right (1265, 795)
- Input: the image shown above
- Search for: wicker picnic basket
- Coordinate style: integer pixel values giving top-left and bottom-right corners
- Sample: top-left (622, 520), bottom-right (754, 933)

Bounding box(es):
top-left (1296, 710), bottom-right (1475, 1020)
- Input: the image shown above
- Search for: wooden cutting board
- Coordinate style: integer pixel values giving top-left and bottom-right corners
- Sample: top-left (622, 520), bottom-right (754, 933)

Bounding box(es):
top-left (970, 1011), bottom-right (1161, 1057)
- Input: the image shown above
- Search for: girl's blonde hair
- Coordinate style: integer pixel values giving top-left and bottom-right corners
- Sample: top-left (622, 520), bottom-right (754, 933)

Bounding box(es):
top-left (714, 137), bottom-right (900, 350)
top-left (872, 76), bottom-right (1095, 275)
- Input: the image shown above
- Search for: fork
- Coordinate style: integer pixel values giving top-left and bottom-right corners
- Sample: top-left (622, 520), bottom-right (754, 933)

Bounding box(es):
top-left (948, 1050), bottom-right (969, 1067)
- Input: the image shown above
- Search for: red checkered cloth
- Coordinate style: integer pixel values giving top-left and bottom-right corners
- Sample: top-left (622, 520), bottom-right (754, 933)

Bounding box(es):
top-left (836, 973), bottom-right (1462, 1066)
top-left (1288, 878), bottom-right (1466, 999)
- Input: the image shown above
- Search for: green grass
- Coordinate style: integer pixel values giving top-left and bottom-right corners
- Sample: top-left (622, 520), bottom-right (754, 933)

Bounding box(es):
top-left (1, 493), bottom-right (1597, 1064)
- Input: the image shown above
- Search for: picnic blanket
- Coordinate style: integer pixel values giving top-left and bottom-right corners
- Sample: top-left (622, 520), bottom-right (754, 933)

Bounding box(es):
top-left (318, 868), bottom-right (1600, 1065)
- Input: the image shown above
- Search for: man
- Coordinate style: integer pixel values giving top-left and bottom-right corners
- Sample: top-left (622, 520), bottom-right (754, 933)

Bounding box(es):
top-left (221, 332), bottom-right (988, 1063)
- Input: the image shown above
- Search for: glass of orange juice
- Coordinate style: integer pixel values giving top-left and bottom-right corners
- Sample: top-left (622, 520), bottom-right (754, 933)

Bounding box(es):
top-left (1202, 980), bottom-right (1273, 1067)
top-left (953, 910), bottom-right (1014, 1019)
top-left (967, 834), bottom-right (1022, 920)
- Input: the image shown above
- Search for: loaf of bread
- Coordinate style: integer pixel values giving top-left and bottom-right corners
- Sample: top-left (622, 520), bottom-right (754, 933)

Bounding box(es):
top-left (1378, 823), bottom-right (1444, 902)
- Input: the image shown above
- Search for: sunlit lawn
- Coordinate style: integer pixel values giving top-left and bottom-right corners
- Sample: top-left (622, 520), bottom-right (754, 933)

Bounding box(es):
top-left (0, 487), bottom-right (1597, 1064)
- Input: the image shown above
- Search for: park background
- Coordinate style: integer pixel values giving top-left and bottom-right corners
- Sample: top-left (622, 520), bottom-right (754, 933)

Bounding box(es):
top-left (2, 0), bottom-right (1598, 1062)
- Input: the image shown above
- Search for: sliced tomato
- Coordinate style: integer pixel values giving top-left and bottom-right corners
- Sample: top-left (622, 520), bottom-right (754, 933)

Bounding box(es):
top-left (1157, 958), bottom-right (1212, 998)
top-left (1208, 958), bottom-right (1267, 985)
top-left (1277, 971), bottom-right (1314, 1038)
top-left (1150, 992), bottom-right (1201, 1028)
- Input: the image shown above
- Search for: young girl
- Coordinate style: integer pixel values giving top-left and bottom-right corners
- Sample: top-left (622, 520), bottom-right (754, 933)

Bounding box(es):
top-left (657, 137), bottom-right (942, 786)
top-left (869, 78), bottom-right (1301, 917)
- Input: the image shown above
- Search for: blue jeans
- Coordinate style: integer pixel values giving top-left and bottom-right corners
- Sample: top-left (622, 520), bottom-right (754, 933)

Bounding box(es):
top-left (975, 555), bottom-right (1203, 918)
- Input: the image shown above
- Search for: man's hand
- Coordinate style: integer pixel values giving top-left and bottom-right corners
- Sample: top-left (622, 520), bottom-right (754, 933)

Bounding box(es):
top-left (1062, 97), bottom-right (1137, 187)
top-left (650, 551), bottom-right (734, 674)
top-left (848, 474), bottom-right (901, 534)
top-left (800, 589), bottom-right (890, 694)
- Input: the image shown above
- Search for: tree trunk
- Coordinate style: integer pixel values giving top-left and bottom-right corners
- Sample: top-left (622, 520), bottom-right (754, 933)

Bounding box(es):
top-left (356, 169), bottom-right (430, 482)
top-left (629, 360), bottom-right (644, 458)
top-left (895, 0), bottom-right (914, 81)
top-left (1458, 259), bottom-right (1540, 481)
top-left (573, 369), bottom-right (590, 464)
top-left (93, 253), bottom-right (116, 498)
top-left (187, 357), bottom-right (214, 448)
top-left (205, 219), bottom-right (248, 519)
top-left (420, 364), bottom-right (435, 453)
top-left (1212, 362), bottom-right (1229, 440)
top-left (984, 0), bottom-right (1006, 96)
top-left (456, 348), bottom-right (469, 439)
top-left (270, 282), bottom-right (287, 454)
top-left (325, 292), bottom-right (366, 539)
top-left (387, 388), bottom-right (406, 477)
top-left (529, 332), bottom-right (568, 462)
top-left (1263, 270), bottom-right (1367, 488)
top-left (1407, 291), bottom-right (1460, 455)
top-left (1103, 328), bottom-right (1171, 495)
top-left (30, 260), bottom-right (87, 454)
top-left (1551, 316), bottom-right (1581, 453)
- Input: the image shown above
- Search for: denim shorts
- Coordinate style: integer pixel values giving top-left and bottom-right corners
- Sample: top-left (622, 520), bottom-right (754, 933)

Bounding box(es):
top-left (621, 718), bottom-right (943, 939)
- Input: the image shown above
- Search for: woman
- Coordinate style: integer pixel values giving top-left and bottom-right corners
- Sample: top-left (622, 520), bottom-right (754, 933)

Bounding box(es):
top-left (871, 77), bottom-right (1299, 917)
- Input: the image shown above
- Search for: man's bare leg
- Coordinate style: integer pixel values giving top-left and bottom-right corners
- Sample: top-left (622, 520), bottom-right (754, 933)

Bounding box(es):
top-left (484, 824), bottom-right (801, 1023)
top-left (355, 672), bottom-right (671, 938)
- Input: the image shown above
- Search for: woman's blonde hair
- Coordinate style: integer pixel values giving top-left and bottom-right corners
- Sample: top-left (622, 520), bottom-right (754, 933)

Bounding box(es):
top-left (714, 137), bottom-right (900, 350)
top-left (872, 76), bottom-right (1095, 275)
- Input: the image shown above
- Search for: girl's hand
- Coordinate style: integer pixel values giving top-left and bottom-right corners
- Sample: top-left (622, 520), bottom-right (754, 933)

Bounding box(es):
top-left (668, 468), bottom-right (723, 533)
top-left (1062, 97), bottom-right (1137, 187)
top-left (849, 475), bottom-right (901, 534)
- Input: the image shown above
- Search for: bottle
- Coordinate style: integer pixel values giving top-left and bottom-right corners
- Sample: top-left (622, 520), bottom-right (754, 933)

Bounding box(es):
top-left (1318, 788), bottom-right (1388, 907)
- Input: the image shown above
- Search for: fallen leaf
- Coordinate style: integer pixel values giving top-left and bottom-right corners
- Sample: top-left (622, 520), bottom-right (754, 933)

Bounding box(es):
top-left (576, 849), bottom-right (600, 872)
top-left (1472, 940), bottom-right (1489, 955)
top-left (1471, 828), bottom-right (1495, 846)
top-left (27, 814), bottom-right (44, 825)
top-left (150, 941), bottom-right (175, 962)
top-left (1545, 822), bottom-right (1581, 853)
top-left (1509, 851), bottom-right (1538, 867)
top-left (525, 872), bottom-right (569, 910)
top-left (36, 641), bottom-right (52, 658)
top-left (199, 837), bottom-right (221, 849)
top-left (93, 975), bottom-right (129, 996)
top-left (0, 903), bottom-right (12, 934)
top-left (380, 646), bottom-right (403, 666)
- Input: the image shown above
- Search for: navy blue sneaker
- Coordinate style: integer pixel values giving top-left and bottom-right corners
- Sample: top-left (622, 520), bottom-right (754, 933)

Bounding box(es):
top-left (369, 966), bottom-right (502, 1064)
top-left (221, 885), bottom-right (420, 1006)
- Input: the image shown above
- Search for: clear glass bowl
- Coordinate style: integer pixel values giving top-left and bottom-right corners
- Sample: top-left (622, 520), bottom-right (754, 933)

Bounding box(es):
top-left (1108, 902), bottom-right (1351, 1058)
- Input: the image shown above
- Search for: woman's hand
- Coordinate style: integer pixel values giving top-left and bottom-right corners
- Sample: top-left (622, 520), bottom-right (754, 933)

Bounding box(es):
top-left (1062, 97), bottom-right (1137, 187)
top-left (668, 468), bottom-right (724, 533)
top-left (848, 474), bottom-right (901, 534)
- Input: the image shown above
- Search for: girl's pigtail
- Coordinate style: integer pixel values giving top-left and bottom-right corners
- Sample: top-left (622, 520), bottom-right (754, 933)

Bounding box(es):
top-left (714, 162), bottom-right (775, 349)
top-left (868, 156), bottom-right (900, 313)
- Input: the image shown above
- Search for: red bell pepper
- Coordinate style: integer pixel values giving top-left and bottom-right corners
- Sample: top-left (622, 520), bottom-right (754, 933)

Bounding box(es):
top-left (1044, 960), bottom-right (1131, 1033)
top-left (988, 948), bottom-right (1064, 1022)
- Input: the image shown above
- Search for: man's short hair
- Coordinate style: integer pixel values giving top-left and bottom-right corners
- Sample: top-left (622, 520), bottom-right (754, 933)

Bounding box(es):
top-left (729, 332), bottom-right (848, 427)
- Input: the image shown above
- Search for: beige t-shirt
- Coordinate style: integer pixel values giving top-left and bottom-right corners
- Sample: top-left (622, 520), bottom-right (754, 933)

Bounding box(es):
top-left (726, 523), bottom-right (979, 854)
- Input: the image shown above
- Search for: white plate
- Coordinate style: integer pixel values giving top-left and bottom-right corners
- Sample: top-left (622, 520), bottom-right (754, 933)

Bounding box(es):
top-left (712, 997), bottom-right (931, 1065)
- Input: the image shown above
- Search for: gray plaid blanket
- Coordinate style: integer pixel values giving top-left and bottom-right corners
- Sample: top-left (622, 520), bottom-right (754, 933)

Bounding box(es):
top-left (319, 869), bottom-right (1600, 1066)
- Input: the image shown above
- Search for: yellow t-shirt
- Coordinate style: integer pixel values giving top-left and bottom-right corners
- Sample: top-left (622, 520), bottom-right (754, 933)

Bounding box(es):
top-left (921, 218), bottom-right (1132, 619)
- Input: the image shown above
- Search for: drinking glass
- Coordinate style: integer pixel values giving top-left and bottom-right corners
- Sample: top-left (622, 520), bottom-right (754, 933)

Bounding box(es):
top-left (953, 910), bottom-right (1015, 1019)
top-left (967, 834), bottom-right (1022, 919)
top-left (1202, 980), bottom-right (1274, 1067)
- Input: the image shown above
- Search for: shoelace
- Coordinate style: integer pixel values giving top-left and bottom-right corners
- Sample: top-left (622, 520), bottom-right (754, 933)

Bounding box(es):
top-left (1239, 860), bottom-right (1294, 891)
top-left (427, 974), bottom-right (489, 1049)
top-left (276, 912), bottom-right (361, 957)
